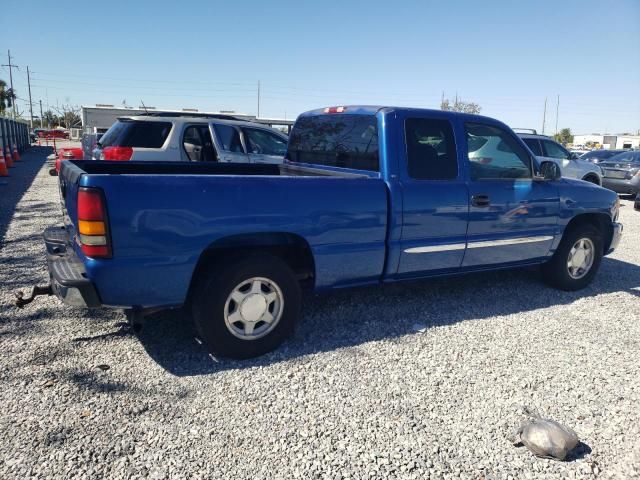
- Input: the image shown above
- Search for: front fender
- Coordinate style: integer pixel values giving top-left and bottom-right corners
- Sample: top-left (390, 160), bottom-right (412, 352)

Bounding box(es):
top-left (575, 160), bottom-right (602, 182)
top-left (549, 179), bottom-right (618, 253)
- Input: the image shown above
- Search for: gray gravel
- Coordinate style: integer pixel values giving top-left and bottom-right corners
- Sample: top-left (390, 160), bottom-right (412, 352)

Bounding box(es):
top-left (1, 149), bottom-right (639, 479)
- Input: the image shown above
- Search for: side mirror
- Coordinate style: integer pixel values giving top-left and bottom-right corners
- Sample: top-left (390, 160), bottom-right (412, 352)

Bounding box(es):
top-left (569, 152), bottom-right (579, 160)
top-left (539, 161), bottom-right (562, 180)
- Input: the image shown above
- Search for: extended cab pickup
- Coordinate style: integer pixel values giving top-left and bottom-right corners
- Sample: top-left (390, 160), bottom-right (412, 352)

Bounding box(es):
top-left (32, 106), bottom-right (623, 358)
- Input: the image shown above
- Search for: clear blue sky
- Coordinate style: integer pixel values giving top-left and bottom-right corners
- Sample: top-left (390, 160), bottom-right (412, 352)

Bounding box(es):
top-left (2, 0), bottom-right (639, 134)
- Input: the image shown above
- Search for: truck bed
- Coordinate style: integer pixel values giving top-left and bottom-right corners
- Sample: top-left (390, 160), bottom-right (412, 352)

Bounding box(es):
top-left (60, 160), bottom-right (388, 308)
top-left (74, 161), bottom-right (370, 178)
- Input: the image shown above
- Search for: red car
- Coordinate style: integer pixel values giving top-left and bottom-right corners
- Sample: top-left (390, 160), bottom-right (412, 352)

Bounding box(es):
top-left (47, 129), bottom-right (70, 139)
top-left (54, 147), bottom-right (83, 174)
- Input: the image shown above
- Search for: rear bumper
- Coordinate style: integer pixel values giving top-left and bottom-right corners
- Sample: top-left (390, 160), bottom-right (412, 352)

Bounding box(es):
top-left (607, 222), bottom-right (623, 255)
top-left (602, 176), bottom-right (640, 194)
top-left (44, 226), bottom-right (102, 308)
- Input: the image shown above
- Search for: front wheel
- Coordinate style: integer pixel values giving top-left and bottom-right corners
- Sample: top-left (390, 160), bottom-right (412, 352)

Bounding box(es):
top-left (582, 174), bottom-right (600, 185)
top-left (541, 224), bottom-right (603, 291)
top-left (192, 255), bottom-right (301, 359)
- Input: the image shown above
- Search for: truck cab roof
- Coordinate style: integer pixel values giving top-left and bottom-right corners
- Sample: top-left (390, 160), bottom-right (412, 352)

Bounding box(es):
top-left (298, 105), bottom-right (511, 129)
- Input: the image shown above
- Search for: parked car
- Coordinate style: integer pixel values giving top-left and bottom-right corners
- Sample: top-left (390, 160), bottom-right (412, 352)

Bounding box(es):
top-left (518, 132), bottom-right (602, 185)
top-left (54, 147), bottom-right (84, 174)
top-left (598, 150), bottom-right (640, 195)
top-left (580, 149), bottom-right (625, 164)
top-left (47, 129), bottom-right (70, 139)
top-left (30, 106), bottom-right (622, 359)
top-left (92, 114), bottom-right (288, 164)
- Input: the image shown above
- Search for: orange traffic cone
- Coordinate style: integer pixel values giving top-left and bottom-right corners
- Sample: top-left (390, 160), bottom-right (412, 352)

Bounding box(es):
top-left (0, 150), bottom-right (8, 176)
top-left (4, 147), bottom-right (13, 168)
top-left (12, 143), bottom-right (20, 161)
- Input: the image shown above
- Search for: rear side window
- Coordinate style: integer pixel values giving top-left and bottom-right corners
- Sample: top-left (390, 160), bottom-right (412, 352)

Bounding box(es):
top-left (213, 124), bottom-right (244, 152)
top-left (405, 118), bottom-right (457, 180)
top-left (287, 114), bottom-right (379, 171)
top-left (522, 138), bottom-right (543, 156)
top-left (99, 120), bottom-right (172, 148)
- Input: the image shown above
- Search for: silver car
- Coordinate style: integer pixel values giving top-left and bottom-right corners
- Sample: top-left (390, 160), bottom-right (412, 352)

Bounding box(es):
top-left (518, 132), bottom-right (603, 185)
top-left (93, 114), bottom-right (288, 164)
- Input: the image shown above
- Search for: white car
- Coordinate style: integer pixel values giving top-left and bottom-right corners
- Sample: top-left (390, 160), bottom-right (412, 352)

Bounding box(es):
top-left (93, 114), bottom-right (288, 164)
top-left (518, 132), bottom-right (602, 185)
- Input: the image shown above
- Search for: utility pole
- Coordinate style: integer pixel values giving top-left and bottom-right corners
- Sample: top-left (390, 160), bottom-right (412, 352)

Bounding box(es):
top-left (257, 80), bottom-right (261, 118)
top-left (1, 50), bottom-right (19, 118)
top-left (554, 94), bottom-right (560, 136)
top-left (40, 99), bottom-right (44, 128)
top-left (542, 97), bottom-right (547, 135)
top-left (27, 66), bottom-right (34, 129)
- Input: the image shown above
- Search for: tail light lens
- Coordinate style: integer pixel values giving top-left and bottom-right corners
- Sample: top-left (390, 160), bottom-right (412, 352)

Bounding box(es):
top-left (101, 146), bottom-right (133, 161)
top-left (77, 187), bottom-right (111, 258)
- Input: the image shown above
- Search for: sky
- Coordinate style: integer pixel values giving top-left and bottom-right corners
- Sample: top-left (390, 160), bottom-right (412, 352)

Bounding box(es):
top-left (1, 0), bottom-right (639, 134)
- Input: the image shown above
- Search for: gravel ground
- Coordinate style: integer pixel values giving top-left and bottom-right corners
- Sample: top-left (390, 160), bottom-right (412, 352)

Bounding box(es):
top-left (0, 149), bottom-right (638, 480)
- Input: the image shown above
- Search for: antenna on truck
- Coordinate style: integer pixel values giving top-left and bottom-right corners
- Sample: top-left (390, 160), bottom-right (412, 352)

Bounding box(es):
top-left (140, 100), bottom-right (149, 114)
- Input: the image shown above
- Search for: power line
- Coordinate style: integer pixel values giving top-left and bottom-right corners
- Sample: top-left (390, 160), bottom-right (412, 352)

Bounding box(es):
top-left (1, 50), bottom-right (19, 118)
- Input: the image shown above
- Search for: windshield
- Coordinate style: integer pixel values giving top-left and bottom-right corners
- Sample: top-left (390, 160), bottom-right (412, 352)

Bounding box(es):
top-left (607, 151), bottom-right (640, 163)
top-left (581, 150), bottom-right (620, 160)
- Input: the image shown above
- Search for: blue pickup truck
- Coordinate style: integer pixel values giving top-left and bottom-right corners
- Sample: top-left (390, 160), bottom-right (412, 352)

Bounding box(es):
top-left (28, 106), bottom-right (622, 358)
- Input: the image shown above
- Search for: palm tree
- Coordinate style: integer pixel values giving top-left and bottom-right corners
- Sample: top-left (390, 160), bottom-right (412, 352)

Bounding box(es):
top-left (0, 79), bottom-right (16, 115)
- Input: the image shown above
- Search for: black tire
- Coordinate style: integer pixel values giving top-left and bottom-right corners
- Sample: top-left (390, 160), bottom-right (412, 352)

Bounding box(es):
top-left (541, 224), bottom-right (603, 291)
top-left (582, 175), bottom-right (600, 185)
top-left (192, 255), bottom-right (301, 359)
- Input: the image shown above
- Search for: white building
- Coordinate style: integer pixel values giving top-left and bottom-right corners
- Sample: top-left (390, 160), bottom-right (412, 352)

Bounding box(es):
top-left (573, 134), bottom-right (640, 150)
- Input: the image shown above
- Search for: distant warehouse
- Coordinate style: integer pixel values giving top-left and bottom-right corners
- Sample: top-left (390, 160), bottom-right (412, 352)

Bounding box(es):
top-left (573, 133), bottom-right (640, 150)
top-left (81, 105), bottom-right (294, 134)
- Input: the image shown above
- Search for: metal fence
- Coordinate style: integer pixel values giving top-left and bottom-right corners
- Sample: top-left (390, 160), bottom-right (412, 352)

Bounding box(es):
top-left (0, 117), bottom-right (31, 173)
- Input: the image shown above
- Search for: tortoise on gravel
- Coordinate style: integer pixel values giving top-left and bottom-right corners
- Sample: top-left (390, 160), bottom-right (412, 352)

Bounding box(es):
top-left (512, 418), bottom-right (580, 461)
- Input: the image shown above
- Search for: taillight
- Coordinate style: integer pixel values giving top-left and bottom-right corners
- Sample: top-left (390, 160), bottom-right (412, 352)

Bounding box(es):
top-left (77, 187), bottom-right (111, 258)
top-left (101, 146), bottom-right (133, 161)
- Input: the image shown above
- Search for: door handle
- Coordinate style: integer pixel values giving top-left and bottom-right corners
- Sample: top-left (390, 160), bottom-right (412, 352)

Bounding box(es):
top-left (471, 194), bottom-right (490, 207)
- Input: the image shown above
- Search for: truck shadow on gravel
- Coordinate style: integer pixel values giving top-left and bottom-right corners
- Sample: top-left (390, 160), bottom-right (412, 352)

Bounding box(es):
top-left (0, 147), bottom-right (52, 250)
top-left (137, 256), bottom-right (640, 376)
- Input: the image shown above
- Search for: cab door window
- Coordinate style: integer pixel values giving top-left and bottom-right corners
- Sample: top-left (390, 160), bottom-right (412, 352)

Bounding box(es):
top-left (465, 123), bottom-right (532, 180)
top-left (243, 128), bottom-right (287, 156)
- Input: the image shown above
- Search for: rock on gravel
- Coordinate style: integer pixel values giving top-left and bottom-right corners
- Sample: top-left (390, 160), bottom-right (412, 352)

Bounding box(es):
top-left (0, 149), bottom-right (639, 479)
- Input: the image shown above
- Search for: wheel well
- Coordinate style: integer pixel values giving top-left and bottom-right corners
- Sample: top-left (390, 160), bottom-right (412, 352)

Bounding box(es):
top-left (186, 233), bottom-right (315, 304)
top-left (564, 213), bottom-right (613, 252)
top-left (582, 173), bottom-right (601, 185)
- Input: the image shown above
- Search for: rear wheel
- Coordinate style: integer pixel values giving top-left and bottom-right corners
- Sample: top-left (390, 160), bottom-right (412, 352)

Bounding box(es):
top-left (192, 255), bottom-right (301, 359)
top-left (541, 224), bottom-right (603, 291)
